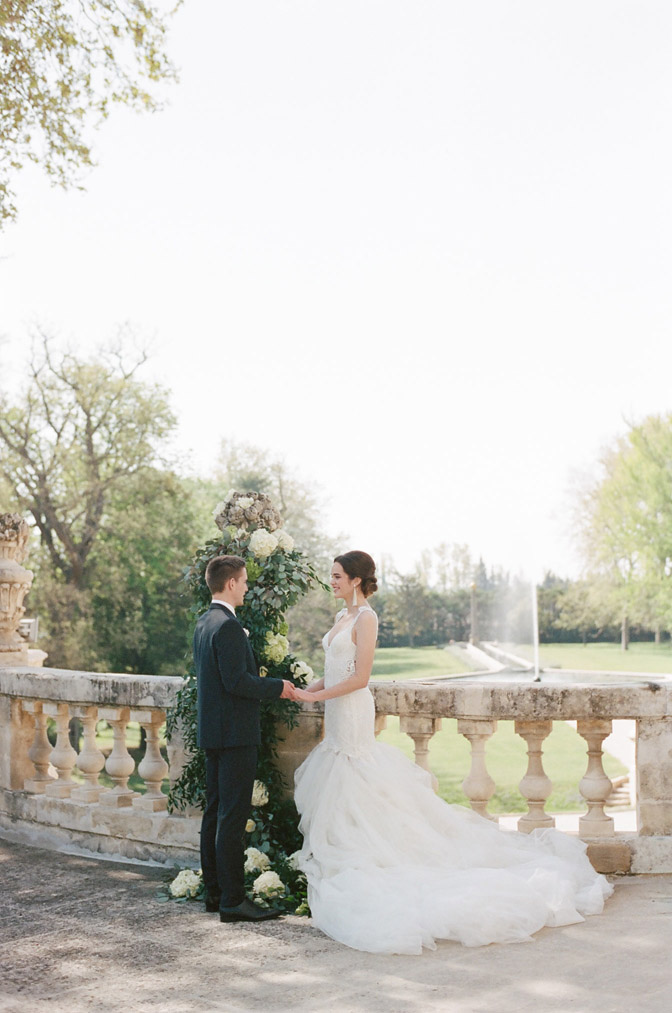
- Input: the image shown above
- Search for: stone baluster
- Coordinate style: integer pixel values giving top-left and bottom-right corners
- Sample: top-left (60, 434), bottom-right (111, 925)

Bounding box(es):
top-left (515, 720), bottom-right (555, 832)
top-left (70, 706), bottom-right (105, 803)
top-left (374, 713), bottom-right (388, 737)
top-left (43, 702), bottom-right (77, 798)
top-left (98, 707), bottom-right (138, 807)
top-left (577, 719), bottom-right (614, 837)
top-left (131, 709), bottom-right (169, 811)
top-left (23, 701), bottom-right (56, 793)
top-left (399, 715), bottom-right (441, 791)
top-left (458, 719), bottom-right (497, 820)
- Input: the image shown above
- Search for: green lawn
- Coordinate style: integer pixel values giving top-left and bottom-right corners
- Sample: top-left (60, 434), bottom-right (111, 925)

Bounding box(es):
top-left (510, 641), bottom-right (672, 674)
top-left (371, 646), bottom-right (470, 680)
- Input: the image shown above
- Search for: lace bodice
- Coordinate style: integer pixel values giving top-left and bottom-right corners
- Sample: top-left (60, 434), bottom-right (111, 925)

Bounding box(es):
top-left (320, 605), bottom-right (377, 756)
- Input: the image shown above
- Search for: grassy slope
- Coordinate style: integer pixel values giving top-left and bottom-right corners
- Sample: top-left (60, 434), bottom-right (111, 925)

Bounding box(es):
top-left (510, 641), bottom-right (672, 674)
top-left (371, 646), bottom-right (470, 680)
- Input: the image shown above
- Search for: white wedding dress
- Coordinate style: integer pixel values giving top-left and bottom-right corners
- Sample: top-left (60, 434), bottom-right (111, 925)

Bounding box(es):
top-left (294, 605), bottom-right (613, 954)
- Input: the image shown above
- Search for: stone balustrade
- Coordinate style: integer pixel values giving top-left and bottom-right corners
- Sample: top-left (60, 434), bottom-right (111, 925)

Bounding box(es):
top-left (1, 665), bottom-right (671, 872)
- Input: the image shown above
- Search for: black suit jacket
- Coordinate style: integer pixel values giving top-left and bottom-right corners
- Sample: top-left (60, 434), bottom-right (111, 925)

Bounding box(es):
top-left (194, 603), bottom-right (284, 749)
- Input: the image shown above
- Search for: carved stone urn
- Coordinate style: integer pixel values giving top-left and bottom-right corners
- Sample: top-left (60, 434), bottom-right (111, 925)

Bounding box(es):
top-left (0, 513), bottom-right (33, 666)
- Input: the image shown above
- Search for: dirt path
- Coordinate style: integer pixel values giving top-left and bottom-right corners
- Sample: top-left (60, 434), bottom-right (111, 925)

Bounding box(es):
top-left (1, 838), bottom-right (670, 1013)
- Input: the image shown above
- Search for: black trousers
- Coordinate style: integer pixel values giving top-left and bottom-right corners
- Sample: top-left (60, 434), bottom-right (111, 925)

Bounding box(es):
top-left (201, 745), bottom-right (257, 908)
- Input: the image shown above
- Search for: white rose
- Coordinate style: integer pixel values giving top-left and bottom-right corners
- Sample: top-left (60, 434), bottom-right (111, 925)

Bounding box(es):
top-left (212, 500), bottom-right (226, 519)
top-left (251, 780), bottom-right (269, 806)
top-left (263, 632), bottom-right (289, 665)
top-left (291, 660), bottom-right (314, 682)
top-left (287, 851), bottom-right (302, 871)
top-left (237, 496), bottom-right (253, 509)
top-left (245, 819), bottom-right (256, 833)
top-left (253, 870), bottom-right (285, 900)
top-left (169, 868), bottom-right (202, 898)
top-left (275, 529), bottom-right (295, 552)
top-left (225, 489), bottom-right (236, 502)
top-left (249, 528), bottom-right (279, 558)
top-left (244, 847), bottom-right (271, 874)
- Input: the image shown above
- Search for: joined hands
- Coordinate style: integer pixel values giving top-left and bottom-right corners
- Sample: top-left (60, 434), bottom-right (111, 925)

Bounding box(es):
top-left (279, 681), bottom-right (315, 702)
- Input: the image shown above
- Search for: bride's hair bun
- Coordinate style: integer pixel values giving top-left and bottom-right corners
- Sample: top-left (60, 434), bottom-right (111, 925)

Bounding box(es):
top-left (334, 550), bottom-right (378, 598)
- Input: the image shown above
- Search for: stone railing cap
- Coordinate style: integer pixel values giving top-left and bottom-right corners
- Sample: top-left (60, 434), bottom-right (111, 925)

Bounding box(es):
top-left (0, 667), bottom-right (185, 709)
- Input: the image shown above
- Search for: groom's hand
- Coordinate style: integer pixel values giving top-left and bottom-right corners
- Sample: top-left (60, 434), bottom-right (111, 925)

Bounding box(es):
top-left (280, 680), bottom-right (297, 700)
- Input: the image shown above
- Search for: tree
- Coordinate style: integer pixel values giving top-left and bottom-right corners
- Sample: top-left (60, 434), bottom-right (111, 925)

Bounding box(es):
top-left (26, 466), bottom-right (197, 673)
top-left (0, 0), bottom-right (180, 226)
top-left (384, 572), bottom-right (435, 648)
top-left (577, 414), bottom-right (672, 647)
top-left (216, 439), bottom-right (340, 566)
top-left (0, 334), bottom-right (176, 589)
top-left (0, 335), bottom-right (192, 673)
top-left (215, 439), bottom-right (340, 668)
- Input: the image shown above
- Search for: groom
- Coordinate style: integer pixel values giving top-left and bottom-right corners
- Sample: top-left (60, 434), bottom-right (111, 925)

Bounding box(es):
top-left (194, 554), bottom-right (296, 922)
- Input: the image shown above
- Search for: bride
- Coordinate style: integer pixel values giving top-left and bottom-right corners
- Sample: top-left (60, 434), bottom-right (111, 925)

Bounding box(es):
top-left (292, 550), bottom-right (613, 955)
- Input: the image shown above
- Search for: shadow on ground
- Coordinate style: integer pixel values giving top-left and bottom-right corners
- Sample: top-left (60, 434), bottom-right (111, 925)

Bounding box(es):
top-left (0, 839), bottom-right (670, 1013)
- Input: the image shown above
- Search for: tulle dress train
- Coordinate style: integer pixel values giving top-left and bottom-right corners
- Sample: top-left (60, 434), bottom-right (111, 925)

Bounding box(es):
top-left (294, 607), bottom-right (613, 955)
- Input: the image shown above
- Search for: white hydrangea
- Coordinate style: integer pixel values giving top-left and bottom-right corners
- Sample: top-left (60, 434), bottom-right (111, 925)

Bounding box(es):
top-left (291, 660), bottom-right (314, 682)
top-left (249, 527), bottom-right (279, 558)
top-left (236, 496), bottom-right (253, 509)
top-left (169, 868), bottom-right (202, 898)
top-left (244, 847), bottom-right (271, 874)
top-left (275, 529), bottom-right (295, 552)
top-left (253, 870), bottom-right (285, 900)
top-left (251, 780), bottom-right (269, 806)
top-left (263, 632), bottom-right (289, 665)
top-left (287, 851), bottom-right (302, 871)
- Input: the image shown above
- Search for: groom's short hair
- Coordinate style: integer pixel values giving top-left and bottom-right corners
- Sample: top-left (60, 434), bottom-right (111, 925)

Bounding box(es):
top-left (205, 555), bottom-right (246, 593)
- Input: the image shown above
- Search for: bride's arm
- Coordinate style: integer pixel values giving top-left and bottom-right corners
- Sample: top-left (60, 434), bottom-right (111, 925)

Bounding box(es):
top-left (303, 677), bottom-right (325, 693)
top-left (296, 612), bottom-right (377, 702)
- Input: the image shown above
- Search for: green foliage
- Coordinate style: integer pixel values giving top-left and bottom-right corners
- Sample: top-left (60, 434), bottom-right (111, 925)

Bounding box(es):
top-left (1, 335), bottom-right (195, 673)
top-left (167, 501), bottom-right (327, 891)
top-left (0, 334), bottom-right (176, 588)
top-left (576, 414), bottom-right (672, 639)
top-left (0, 0), bottom-right (180, 226)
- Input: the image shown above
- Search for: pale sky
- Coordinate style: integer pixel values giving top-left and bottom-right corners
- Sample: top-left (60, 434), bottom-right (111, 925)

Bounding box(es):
top-left (1, 1), bottom-right (671, 581)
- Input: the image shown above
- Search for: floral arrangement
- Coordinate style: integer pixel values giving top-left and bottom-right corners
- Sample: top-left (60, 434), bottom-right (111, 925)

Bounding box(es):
top-left (213, 490), bottom-right (281, 533)
top-left (169, 868), bottom-right (202, 899)
top-left (166, 490), bottom-right (325, 915)
top-left (0, 513), bottom-right (31, 562)
top-left (164, 778), bottom-right (308, 911)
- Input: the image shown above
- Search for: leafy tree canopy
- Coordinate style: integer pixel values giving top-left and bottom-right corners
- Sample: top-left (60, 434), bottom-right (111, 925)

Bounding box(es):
top-left (0, 0), bottom-right (180, 226)
top-left (0, 331), bottom-right (176, 588)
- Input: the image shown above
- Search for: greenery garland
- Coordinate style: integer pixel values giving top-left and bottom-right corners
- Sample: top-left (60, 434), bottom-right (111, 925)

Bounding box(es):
top-left (166, 491), bottom-right (326, 912)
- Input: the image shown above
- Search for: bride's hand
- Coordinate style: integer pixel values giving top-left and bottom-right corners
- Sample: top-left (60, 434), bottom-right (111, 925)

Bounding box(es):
top-left (293, 688), bottom-right (314, 702)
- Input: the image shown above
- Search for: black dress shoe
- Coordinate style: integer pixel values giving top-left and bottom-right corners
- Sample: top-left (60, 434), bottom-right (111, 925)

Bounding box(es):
top-left (204, 894), bottom-right (220, 913)
top-left (219, 898), bottom-right (282, 923)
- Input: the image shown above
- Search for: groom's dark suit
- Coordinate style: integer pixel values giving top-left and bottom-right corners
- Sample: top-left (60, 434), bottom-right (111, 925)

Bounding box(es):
top-left (194, 602), bottom-right (284, 908)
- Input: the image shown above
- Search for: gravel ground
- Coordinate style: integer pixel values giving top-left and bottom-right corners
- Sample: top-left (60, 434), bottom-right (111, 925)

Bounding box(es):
top-left (1, 838), bottom-right (671, 1013)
